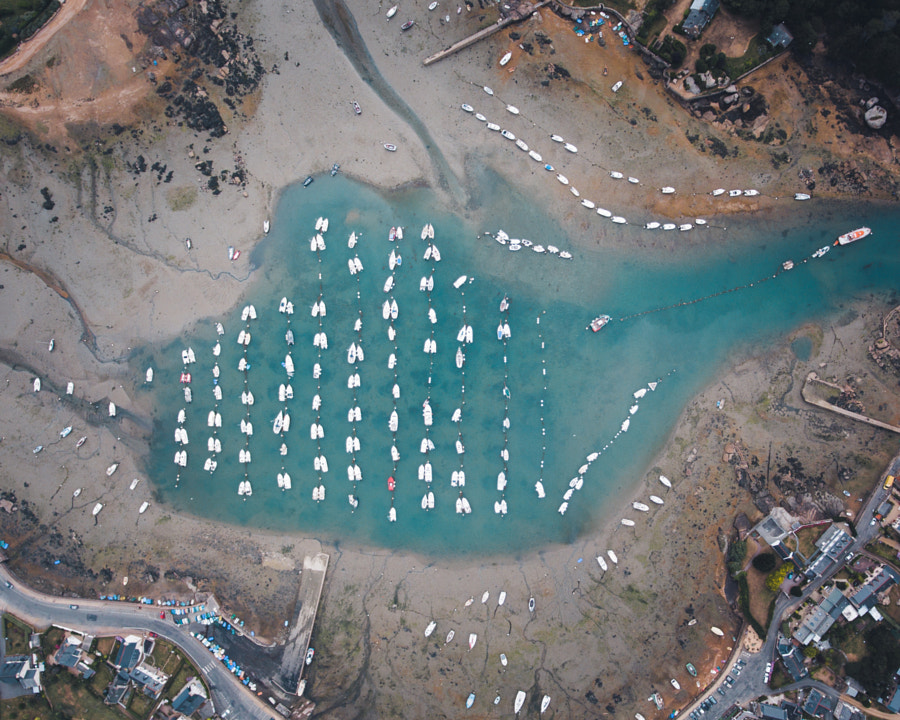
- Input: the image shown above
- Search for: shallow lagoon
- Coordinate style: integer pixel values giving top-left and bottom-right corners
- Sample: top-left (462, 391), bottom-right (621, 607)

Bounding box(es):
top-left (140, 174), bottom-right (900, 556)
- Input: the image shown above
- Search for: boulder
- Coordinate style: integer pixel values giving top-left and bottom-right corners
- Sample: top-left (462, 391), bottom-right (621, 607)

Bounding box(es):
top-left (864, 105), bottom-right (887, 129)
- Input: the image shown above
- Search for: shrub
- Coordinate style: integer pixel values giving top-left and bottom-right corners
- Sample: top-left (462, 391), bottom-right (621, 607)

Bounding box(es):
top-left (695, 58), bottom-right (709, 73)
top-left (766, 561), bottom-right (795, 592)
top-left (752, 552), bottom-right (777, 572)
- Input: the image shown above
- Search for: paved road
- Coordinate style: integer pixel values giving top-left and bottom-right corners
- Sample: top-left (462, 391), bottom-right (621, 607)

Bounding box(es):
top-left (682, 457), bottom-right (899, 720)
top-left (0, 564), bottom-right (277, 720)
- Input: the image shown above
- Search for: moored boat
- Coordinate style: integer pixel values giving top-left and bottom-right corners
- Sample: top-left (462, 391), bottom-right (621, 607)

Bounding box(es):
top-left (386, 4), bottom-right (397, 18)
top-left (92, 502), bottom-right (103, 515)
top-left (671, 678), bottom-right (681, 690)
top-left (425, 620), bottom-right (437, 637)
top-left (467, 693), bottom-right (476, 709)
top-left (383, 143), bottom-right (397, 152)
top-left (139, 501), bottom-right (149, 514)
top-left (461, 103), bottom-right (473, 113)
top-left (835, 226), bottom-right (871, 245)
top-left (794, 192), bottom-right (810, 200)
top-left (500, 51), bottom-right (512, 66)
top-left (590, 314), bottom-right (611, 332)
top-left (514, 691), bottom-right (526, 714)
top-left (812, 245), bottom-right (830, 258)
top-left (541, 695), bottom-right (551, 714)
top-left (401, 19), bottom-right (414, 30)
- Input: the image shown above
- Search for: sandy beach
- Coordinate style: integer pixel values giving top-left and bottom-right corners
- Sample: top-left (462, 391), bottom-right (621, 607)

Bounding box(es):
top-left (1, 0), bottom-right (900, 716)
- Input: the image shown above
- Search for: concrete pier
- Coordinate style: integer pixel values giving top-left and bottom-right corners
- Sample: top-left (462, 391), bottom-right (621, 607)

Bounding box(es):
top-left (423, 0), bottom-right (550, 66)
top-left (275, 553), bottom-right (329, 695)
top-left (802, 372), bottom-right (900, 434)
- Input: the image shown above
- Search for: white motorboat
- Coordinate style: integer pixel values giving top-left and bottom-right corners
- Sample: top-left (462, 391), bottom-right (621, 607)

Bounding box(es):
top-left (662, 223), bottom-right (676, 230)
top-left (384, 276), bottom-right (394, 293)
top-left (597, 555), bottom-right (608, 571)
top-left (453, 275), bottom-right (468, 289)
top-left (541, 695), bottom-right (551, 714)
top-left (483, 86), bottom-right (494, 95)
top-left (650, 495), bottom-right (664, 505)
top-left (744, 189), bottom-right (759, 196)
top-left (621, 518), bottom-right (635, 527)
top-left (515, 139), bottom-right (529, 152)
top-left (468, 633), bottom-right (477, 650)
top-left (556, 173), bottom-right (569, 185)
top-left (582, 199), bottom-right (596, 209)
top-left (728, 189), bottom-right (742, 197)
top-left (659, 474), bottom-right (672, 488)
top-left (609, 171), bottom-right (624, 179)
top-left (795, 192), bottom-right (810, 200)
top-left (501, 129), bottom-right (516, 141)
top-left (608, 550), bottom-right (618, 564)
top-left (506, 105), bottom-right (519, 115)
top-left (628, 177), bottom-right (640, 184)
top-left (597, 207), bottom-right (612, 218)
top-left (611, 216), bottom-right (627, 224)
top-left (500, 51), bottom-right (512, 66)
top-left (515, 691), bottom-right (526, 714)
top-left (475, 112), bottom-right (486, 122)
top-left (461, 103), bottom-right (474, 113)
top-left (486, 122), bottom-right (500, 131)
top-left (386, 4), bottom-right (398, 18)
top-left (564, 142), bottom-right (577, 153)
top-left (661, 186), bottom-right (675, 194)
top-left (528, 150), bottom-right (543, 162)
top-left (92, 503), bottom-right (103, 516)
top-left (145, 368), bottom-right (153, 383)
top-left (106, 463), bottom-right (119, 477)
top-left (712, 188), bottom-right (725, 196)
top-left (550, 134), bottom-right (564, 142)
top-left (645, 221), bottom-right (660, 229)
top-left (425, 620), bottom-right (437, 637)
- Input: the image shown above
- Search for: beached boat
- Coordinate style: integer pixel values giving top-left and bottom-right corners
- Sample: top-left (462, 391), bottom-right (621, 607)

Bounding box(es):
top-left (590, 314), bottom-right (611, 332)
top-left (501, 129), bottom-right (516, 141)
top-left (139, 501), bottom-right (149, 514)
top-left (383, 143), bottom-right (397, 152)
top-left (686, 662), bottom-right (697, 677)
top-left (515, 691), bottom-right (526, 714)
top-left (106, 463), bottom-right (119, 477)
top-left (728, 189), bottom-right (742, 197)
top-left (474, 112), bottom-right (487, 122)
top-left (425, 620), bottom-right (437, 637)
top-left (710, 626), bottom-right (724, 636)
top-left (794, 192), bottom-right (810, 200)
top-left (386, 4), bottom-right (397, 18)
top-left (467, 693), bottom-right (476, 709)
top-left (609, 171), bottom-right (624, 179)
top-left (483, 86), bottom-right (494, 95)
top-left (633, 501), bottom-right (649, 512)
top-left (429, 1), bottom-right (438, 8)
top-left (661, 186), bottom-right (675, 194)
top-left (612, 216), bottom-right (627, 224)
top-left (621, 518), bottom-right (635, 527)
top-left (541, 695), bottom-right (551, 714)
top-left (556, 173), bottom-right (569, 185)
top-left (528, 150), bottom-right (543, 162)
top-left (662, 223), bottom-right (676, 231)
top-left (76, 436), bottom-right (87, 448)
top-left (744, 189), bottom-right (759, 196)
top-left (401, 19), bottom-right (414, 30)
top-left (515, 139), bottom-right (529, 152)
top-left (468, 633), bottom-right (477, 650)
top-left (486, 122), bottom-right (501, 132)
top-left (581, 199), bottom-right (596, 209)
top-left (607, 550), bottom-right (618, 564)
top-left (611, 80), bottom-right (623, 92)
top-left (506, 105), bottom-right (519, 115)
top-left (597, 555), bottom-right (608, 570)
top-left (92, 503), bottom-right (103, 516)
top-left (712, 188), bottom-right (725, 196)
top-left (570, 187), bottom-right (580, 197)
top-left (461, 103), bottom-right (474, 113)
top-left (529, 597), bottom-right (535, 612)
top-left (671, 678), bottom-right (681, 690)
top-left (645, 221), bottom-right (660, 229)
top-left (835, 226), bottom-right (871, 245)
top-left (679, 223), bottom-right (693, 231)
top-left (500, 51), bottom-right (512, 66)
top-left (564, 142), bottom-right (578, 153)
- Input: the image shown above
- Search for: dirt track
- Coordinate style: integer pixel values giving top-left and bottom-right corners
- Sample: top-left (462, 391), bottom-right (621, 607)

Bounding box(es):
top-left (0, 0), bottom-right (88, 77)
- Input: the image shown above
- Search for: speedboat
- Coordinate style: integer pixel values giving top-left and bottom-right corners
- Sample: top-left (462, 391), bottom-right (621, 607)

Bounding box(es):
top-left (835, 226), bottom-right (871, 245)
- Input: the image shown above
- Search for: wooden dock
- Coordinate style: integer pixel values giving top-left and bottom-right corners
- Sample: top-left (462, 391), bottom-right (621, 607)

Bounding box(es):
top-left (275, 553), bottom-right (329, 695)
top-left (423, 0), bottom-right (551, 66)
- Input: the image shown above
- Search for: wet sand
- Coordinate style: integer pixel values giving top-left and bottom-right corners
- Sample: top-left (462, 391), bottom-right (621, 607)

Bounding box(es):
top-left (1, 0), bottom-right (899, 717)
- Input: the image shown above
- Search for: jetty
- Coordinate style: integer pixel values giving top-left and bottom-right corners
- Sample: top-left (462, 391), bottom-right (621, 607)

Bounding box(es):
top-left (275, 552), bottom-right (329, 695)
top-left (423, 0), bottom-right (550, 66)
top-left (802, 372), bottom-right (900, 434)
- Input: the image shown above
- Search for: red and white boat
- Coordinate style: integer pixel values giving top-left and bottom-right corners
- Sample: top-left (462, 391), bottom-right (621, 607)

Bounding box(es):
top-left (590, 314), bottom-right (611, 332)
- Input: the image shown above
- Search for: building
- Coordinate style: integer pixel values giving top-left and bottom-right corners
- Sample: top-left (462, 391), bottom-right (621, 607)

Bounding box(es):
top-left (753, 508), bottom-right (797, 547)
top-left (775, 634), bottom-right (808, 680)
top-left (794, 586), bottom-right (848, 645)
top-left (759, 703), bottom-right (788, 720)
top-left (52, 636), bottom-right (96, 680)
top-left (766, 23), bottom-right (793, 49)
top-left (0, 654), bottom-right (43, 694)
top-left (130, 661), bottom-right (169, 698)
top-left (804, 523), bottom-right (853, 580)
top-left (683, 0), bottom-right (720, 38)
top-left (171, 677), bottom-right (208, 716)
top-left (803, 688), bottom-right (838, 717)
top-left (848, 566), bottom-right (899, 615)
top-left (114, 634), bottom-right (144, 671)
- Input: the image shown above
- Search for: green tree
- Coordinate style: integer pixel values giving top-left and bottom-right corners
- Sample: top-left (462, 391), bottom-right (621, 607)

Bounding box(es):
top-left (695, 58), bottom-right (709, 73)
top-left (765, 561), bottom-right (794, 591)
top-left (752, 552), bottom-right (777, 572)
top-left (803, 644), bottom-right (818, 658)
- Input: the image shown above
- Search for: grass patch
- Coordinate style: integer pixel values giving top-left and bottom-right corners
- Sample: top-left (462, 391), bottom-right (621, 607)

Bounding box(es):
top-left (42, 665), bottom-right (125, 720)
top-left (2, 614), bottom-right (34, 654)
top-left (723, 35), bottom-right (774, 79)
top-left (0, 693), bottom-right (53, 720)
top-left (89, 661), bottom-right (116, 695)
top-left (5, 73), bottom-right (38, 94)
top-left (166, 185), bottom-right (198, 212)
top-left (866, 539), bottom-right (898, 564)
top-left (126, 687), bottom-right (155, 717)
top-left (795, 525), bottom-right (826, 559)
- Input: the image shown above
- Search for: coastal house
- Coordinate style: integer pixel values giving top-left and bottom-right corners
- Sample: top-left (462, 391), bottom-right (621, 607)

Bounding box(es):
top-left (794, 586), bottom-right (848, 645)
top-left (682, 0), bottom-right (720, 38)
top-left (759, 703), bottom-right (788, 720)
top-left (0, 654), bottom-right (43, 694)
top-left (753, 507), bottom-right (797, 547)
top-left (766, 23), bottom-right (793, 49)
top-left (775, 634), bottom-right (808, 681)
top-left (803, 688), bottom-right (837, 717)
top-left (113, 634), bottom-right (144, 671)
top-left (171, 677), bottom-right (209, 715)
top-left (130, 661), bottom-right (169, 698)
top-left (803, 523), bottom-right (853, 580)
top-left (52, 635), bottom-right (96, 680)
top-left (847, 566), bottom-right (899, 616)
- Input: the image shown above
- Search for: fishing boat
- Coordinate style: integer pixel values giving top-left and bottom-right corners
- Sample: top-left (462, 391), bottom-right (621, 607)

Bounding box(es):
top-left (383, 143), bottom-right (397, 152)
top-left (500, 51), bottom-right (512, 66)
top-left (425, 621), bottom-right (437, 637)
top-left (139, 501), bottom-right (149, 514)
top-left (590, 315), bottom-right (611, 332)
top-left (386, 4), bottom-right (397, 18)
top-left (541, 695), bottom-right (551, 714)
top-left (401, 19), bottom-right (414, 30)
top-left (514, 691), bottom-right (526, 714)
top-left (468, 633), bottom-right (477, 650)
top-left (835, 226), bottom-right (871, 245)
top-left (596, 555), bottom-right (608, 570)
top-left (467, 693), bottom-right (476, 709)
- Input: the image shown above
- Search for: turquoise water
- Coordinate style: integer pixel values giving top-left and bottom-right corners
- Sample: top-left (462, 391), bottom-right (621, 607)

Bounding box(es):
top-left (136, 174), bottom-right (900, 556)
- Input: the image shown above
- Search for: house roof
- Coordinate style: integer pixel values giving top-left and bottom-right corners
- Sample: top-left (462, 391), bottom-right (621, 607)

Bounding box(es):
top-left (760, 703), bottom-right (788, 720)
top-left (767, 23), bottom-right (794, 48)
top-left (172, 678), bottom-right (208, 715)
top-left (114, 639), bottom-right (142, 670)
